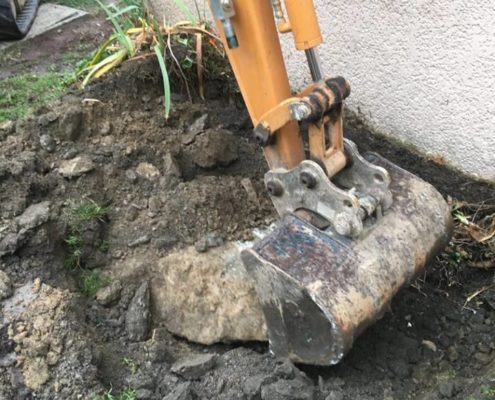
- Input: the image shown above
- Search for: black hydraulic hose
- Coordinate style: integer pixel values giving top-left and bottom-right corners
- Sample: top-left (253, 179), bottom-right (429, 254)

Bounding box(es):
top-left (0, 0), bottom-right (39, 40)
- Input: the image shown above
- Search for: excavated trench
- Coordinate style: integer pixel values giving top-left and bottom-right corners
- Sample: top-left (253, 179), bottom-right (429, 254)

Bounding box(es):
top-left (0, 58), bottom-right (494, 400)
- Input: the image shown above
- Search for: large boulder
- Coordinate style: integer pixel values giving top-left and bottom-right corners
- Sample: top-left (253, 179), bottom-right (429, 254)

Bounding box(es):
top-left (150, 244), bottom-right (267, 344)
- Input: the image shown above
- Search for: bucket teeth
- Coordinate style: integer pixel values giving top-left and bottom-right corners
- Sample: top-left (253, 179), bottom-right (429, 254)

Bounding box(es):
top-left (242, 153), bottom-right (452, 366)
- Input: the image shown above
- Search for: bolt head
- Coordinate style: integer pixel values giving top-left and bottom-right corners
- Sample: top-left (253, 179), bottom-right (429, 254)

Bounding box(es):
top-left (300, 170), bottom-right (317, 189)
top-left (266, 180), bottom-right (284, 197)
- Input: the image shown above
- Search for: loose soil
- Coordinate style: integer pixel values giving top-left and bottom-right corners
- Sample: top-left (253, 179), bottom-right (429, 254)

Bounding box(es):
top-left (0, 57), bottom-right (494, 400)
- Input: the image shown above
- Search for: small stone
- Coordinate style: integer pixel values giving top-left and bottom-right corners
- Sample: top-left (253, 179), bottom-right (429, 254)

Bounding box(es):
top-left (62, 148), bottom-right (79, 160)
top-left (59, 156), bottom-right (95, 178)
top-left (438, 381), bottom-right (455, 398)
top-left (136, 162), bottom-right (160, 180)
top-left (0, 352), bottom-right (16, 367)
top-left (135, 388), bottom-right (153, 400)
top-left (96, 280), bottom-right (122, 306)
top-left (422, 339), bottom-right (437, 352)
top-left (163, 382), bottom-right (194, 400)
top-left (0, 120), bottom-right (15, 134)
top-left (160, 152), bottom-right (181, 189)
top-left (205, 233), bottom-right (224, 249)
top-left (38, 111), bottom-right (58, 127)
top-left (128, 235), bottom-right (151, 248)
top-left (474, 352), bottom-right (491, 364)
top-left (274, 360), bottom-right (297, 379)
top-left (100, 121), bottom-right (112, 135)
top-left (325, 391), bottom-right (344, 400)
top-left (171, 353), bottom-right (217, 379)
top-left (243, 375), bottom-right (265, 400)
top-left (125, 169), bottom-right (138, 183)
top-left (57, 106), bottom-right (82, 141)
top-left (125, 282), bottom-right (150, 341)
top-left (0, 233), bottom-right (19, 256)
top-left (16, 201), bottom-right (50, 231)
top-left (187, 113), bottom-right (209, 136)
top-left (261, 379), bottom-right (314, 400)
top-left (152, 235), bottom-right (178, 249)
top-left (194, 238), bottom-right (208, 253)
top-left (0, 270), bottom-right (13, 300)
top-left (148, 196), bottom-right (161, 214)
top-left (188, 129), bottom-right (239, 168)
top-left (39, 134), bottom-right (56, 152)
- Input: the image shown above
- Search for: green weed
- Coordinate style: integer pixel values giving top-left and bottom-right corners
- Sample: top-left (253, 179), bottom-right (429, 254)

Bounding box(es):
top-left (481, 385), bottom-right (495, 397)
top-left (63, 199), bottom-right (108, 271)
top-left (94, 387), bottom-right (136, 400)
top-left (122, 357), bottom-right (139, 374)
top-left (0, 72), bottom-right (69, 122)
top-left (80, 270), bottom-right (108, 297)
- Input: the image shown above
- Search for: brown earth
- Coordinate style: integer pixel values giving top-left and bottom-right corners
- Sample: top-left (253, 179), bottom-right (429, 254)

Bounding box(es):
top-left (0, 57), bottom-right (494, 400)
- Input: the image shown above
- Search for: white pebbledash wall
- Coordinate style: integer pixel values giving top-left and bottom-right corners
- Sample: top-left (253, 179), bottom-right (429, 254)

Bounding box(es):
top-left (151, 0), bottom-right (495, 181)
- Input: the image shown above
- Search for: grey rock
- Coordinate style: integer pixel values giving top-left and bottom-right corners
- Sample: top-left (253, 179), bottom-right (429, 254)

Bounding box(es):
top-left (187, 113), bottom-right (209, 135)
top-left (0, 233), bottom-right (19, 256)
top-left (194, 238), bottom-right (208, 253)
top-left (58, 156), bottom-right (95, 178)
top-left (162, 382), bottom-right (194, 400)
top-left (126, 169), bottom-right (138, 183)
top-left (128, 235), bottom-right (151, 248)
top-left (40, 134), bottom-right (56, 152)
top-left (325, 391), bottom-right (344, 400)
top-left (438, 381), bottom-right (455, 398)
top-left (62, 148), bottom-right (79, 160)
top-left (96, 280), bottom-right (122, 306)
top-left (16, 201), bottom-right (50, 231)
top-left (0, 270), bottom-right (13, 300)
top-left (152, 235), bottom-right (178, 250)
top-left (38, 112), bottom-right (58, 127)
top-left (195, 233), bottom-right (224, 253)
top-left (261, 379), bottom-right (315, 400)
top-left (99, 121), bottom-right (111, 135)
top-left (0, 352), bottom-right (16, 367)
top-left (160, 152), bottom-right (181, 189)
top-left (125, 282), bottom-right (150, 341)
top-left (136, 388), bottom-right (153, 400)
top-left (58, 106), bottom-right (82, 141)
top-left (243, 375), bottom-right (266, 400)
top-left (274, 361), bottom-right (297, 379)
top-left (171, 353), bottom-right (217, 379)
top-left (187, 129), bottom-right (239, 168)
top-left (148, 196), bottom-right (162, 215)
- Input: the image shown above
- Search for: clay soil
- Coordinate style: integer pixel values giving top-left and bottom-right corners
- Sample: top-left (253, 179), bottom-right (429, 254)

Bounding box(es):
top-left (0, 57), bottom-right (494, 400)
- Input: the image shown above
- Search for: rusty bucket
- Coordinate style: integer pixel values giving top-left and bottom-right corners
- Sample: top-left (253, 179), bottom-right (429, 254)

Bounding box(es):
top-left (241, 153), bottom-right (452, 365)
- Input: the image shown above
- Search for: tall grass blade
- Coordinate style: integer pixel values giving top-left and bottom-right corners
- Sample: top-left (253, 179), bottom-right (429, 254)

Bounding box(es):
top-left (153, 44), bottom-right (171, 119)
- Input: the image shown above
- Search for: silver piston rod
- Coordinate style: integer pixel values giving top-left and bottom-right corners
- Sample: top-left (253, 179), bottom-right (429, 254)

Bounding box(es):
top-left (305, 47), bottom-right (323, 82)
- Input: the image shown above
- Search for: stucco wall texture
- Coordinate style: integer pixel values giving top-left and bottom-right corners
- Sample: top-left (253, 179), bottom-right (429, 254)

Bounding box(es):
top-left (150, 0), bottom-right (495, 181)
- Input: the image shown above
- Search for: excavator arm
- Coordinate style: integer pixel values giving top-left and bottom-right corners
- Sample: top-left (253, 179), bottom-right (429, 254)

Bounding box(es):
top-left (208, 0), bottom-right (453, 365)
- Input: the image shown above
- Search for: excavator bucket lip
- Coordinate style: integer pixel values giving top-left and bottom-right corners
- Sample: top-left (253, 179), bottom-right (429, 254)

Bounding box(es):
top-left (242, 153), bottom-right (453, 366)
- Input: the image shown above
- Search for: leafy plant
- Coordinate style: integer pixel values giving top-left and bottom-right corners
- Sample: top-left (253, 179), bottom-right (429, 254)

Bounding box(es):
top-left (80, 271), bottom-right (108, 297)
top-left (122, 357), bottom-right (139, 374)
top-left (79, 0), bottom-right (222, 118)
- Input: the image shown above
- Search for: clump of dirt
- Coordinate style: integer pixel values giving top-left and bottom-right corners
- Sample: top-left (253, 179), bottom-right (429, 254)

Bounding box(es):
top-left (0, 56), bottom-right (494, 400)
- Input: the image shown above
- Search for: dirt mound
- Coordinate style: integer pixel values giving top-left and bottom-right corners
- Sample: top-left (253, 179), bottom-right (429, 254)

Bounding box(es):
top-left (0, 57), bottom-right (494, 399)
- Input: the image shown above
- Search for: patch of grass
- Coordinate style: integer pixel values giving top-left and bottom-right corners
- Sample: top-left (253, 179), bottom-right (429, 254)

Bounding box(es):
top-left (80, 270), bottom-right (108, 297)
top-left (63, 199), bottom-right (108, 270)
top-left (481, 385), bottom-right (495, 397)
top-left (0, 72), bottom-right (69, 123)
top-left (94, 388), bottom-right (137, 400)
top-left (122, 357), bottom-right (139, 374)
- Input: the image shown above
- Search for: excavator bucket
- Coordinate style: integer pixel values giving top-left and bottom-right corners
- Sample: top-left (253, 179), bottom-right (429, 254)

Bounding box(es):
top-left (242, 153), bottom-right (452, 366)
